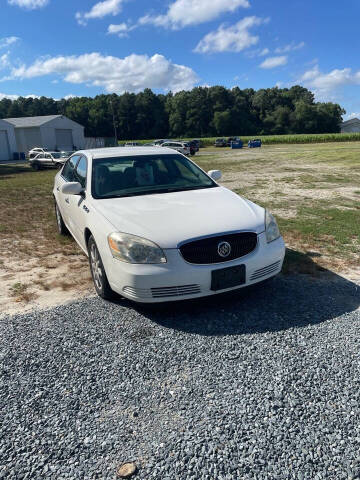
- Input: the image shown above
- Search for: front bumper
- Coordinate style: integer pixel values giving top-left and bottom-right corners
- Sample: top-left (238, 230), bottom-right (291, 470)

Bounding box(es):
top-left (105, 233), bottom-right (285, 303)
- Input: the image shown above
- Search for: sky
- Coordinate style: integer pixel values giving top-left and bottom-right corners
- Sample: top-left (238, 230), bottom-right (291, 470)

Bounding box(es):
top-left (0, 0), bottom-right (359, 119)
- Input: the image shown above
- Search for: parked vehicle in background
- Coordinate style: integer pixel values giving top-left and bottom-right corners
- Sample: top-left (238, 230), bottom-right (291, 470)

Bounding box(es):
top-left (182, 141), bottom-right (196, 156)
top-left (125, 142), bottom-right (141, 147)
top-left (53, 146), bottom-right (285, 302)
top-left (28, 147), bottom-right (49, 159)
top-left (161, 141), bottom-right (190, 155)
top-left (153, 139), bottom-right (170, 145)
top-left (227, 137), bottom-right (241, 146)
top-left (189, 139), bottom-right (200, 152)
top-left (214, 138), bottom-right (227, 147)
top-left (248, 139), bottom-right (262, 148)
top-left (30, 151), bottom-right (70, 170)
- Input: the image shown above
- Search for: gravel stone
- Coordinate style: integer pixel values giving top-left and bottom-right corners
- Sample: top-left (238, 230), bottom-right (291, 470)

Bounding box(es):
top-left (0, 274), bottom-right (359, 479)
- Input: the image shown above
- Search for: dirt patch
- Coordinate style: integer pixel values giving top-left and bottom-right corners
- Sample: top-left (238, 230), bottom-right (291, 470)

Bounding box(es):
top-left (0, 253), bottom-right (93, 318)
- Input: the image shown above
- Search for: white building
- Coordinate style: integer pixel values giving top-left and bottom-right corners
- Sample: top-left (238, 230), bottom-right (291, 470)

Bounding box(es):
top-left (0, 118), bottom-right (17, 161)
top-left (1, 115), bottom-right (85, 159)
top-left (340, 118), bottom-right (360, 133)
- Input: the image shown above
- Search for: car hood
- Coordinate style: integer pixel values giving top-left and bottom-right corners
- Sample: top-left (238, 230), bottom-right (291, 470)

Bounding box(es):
top-left (92, 186), bottom-right (265, 249)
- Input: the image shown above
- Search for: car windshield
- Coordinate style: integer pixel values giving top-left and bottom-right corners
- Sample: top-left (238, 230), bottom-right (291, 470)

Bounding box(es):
top-left (60, 151), bottom-right (72, 157)
top-left (91, 154), bottom-right (216, 199)
top-left (51, 153), bottom-right (62, 159)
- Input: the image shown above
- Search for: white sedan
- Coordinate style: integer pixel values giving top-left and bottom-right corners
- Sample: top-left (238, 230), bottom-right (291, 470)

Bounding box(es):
top-left (53, 147), bottom-right (285, 303)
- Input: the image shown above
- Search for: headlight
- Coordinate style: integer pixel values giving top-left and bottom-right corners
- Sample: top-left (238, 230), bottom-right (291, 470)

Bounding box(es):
top-left (265, 210), bottom-right (280, 243)
top-left (108, 232), bottom-right (167, 264)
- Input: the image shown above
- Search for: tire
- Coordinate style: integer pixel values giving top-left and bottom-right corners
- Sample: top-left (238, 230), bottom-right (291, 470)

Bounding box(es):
top-left (32, 162), bottom-right (40, 171)
top-left (88, 235), bottom-right (115, 300)
top-left (54, 201), bottom-right (69, 235)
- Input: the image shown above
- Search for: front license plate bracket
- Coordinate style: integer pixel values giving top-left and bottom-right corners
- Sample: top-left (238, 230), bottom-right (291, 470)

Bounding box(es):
top-left (211, 264), bottom-right (246, 291)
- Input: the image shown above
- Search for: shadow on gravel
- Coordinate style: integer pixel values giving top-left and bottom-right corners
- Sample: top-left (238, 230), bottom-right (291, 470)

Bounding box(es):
top-left (114, 249), bottom-right (360, 336)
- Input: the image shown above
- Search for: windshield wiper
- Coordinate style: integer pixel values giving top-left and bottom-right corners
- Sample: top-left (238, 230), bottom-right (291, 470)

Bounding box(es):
top-left (100, 185), bottom-right (215, 199)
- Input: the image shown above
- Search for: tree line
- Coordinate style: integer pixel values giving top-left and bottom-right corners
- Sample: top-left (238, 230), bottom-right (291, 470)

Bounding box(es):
top-left (0, 85), bottom-right (345, 139)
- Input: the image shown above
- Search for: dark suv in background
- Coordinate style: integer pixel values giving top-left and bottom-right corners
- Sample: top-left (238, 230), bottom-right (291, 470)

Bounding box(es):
top-left (214, 138), bottom-right (227, 147)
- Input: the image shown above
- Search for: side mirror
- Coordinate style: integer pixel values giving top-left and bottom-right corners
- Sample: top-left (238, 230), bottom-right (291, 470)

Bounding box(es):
top-left (208, 170), bottom-right (222, 181)
top-left (61, 182), bottom-right (83, 195)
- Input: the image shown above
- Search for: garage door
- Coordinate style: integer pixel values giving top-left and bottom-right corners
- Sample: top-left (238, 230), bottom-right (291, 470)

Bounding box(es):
top-left (24, 128), bottom-right (42, 152)
top-left (0, 130), bottom-right (10, 161)
top-left (55, 129), bottom-right (73, 150)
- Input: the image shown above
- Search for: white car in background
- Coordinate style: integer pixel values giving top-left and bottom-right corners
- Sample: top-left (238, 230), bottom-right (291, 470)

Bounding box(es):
top-left (53, 147), bottom-right (285, 303)
top-left (161, 141), bottom-right (190, 156)
top-left (30, 151), bottom-right (71, 170)
top-left (28, 147), bottom-right (49, 159)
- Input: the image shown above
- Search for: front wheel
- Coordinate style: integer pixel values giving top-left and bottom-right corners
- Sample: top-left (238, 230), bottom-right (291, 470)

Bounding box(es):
top-left (31, 162), bottom-right (40, 171)
top-left (54, 201), bottom-right (69, 235)
top-left (88, 235), bottom-right (115, 300)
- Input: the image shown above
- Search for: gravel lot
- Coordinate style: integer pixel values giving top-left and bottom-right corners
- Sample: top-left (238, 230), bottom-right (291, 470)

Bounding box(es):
top-left (1, 273), bottom-right (360, 480)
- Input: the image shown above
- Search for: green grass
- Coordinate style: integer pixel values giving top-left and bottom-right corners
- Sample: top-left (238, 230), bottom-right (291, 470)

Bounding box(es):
top-left (1, 142), bottom-right (359, 275)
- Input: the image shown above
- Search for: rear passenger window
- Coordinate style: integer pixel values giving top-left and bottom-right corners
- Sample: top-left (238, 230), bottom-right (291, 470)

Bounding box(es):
top-left (62, 155), bottom-right (80, 182)
top-left (75, 156), bottom-right (87, 188)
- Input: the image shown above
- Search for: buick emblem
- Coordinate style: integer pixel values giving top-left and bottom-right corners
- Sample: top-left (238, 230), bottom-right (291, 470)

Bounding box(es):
top-left (217, 241), bottom-right (231, 258)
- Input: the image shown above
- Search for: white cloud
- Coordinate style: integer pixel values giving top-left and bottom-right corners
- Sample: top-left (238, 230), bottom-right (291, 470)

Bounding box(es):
top-left (7, 0), bottom-right (48, 9)
top-left (259, 55), bottom-right (287, 69)
top-left (0, 53), bottom-right (10, 69)
top-left (300, 65), bottom-right (360, 90)
top-left (139, 0), bottom-right (250, 29)
top-left (63, 94), bottom-right (79, 100)
top-left (0, 92), bottom-right (40, 100)
top-left (76, 0), bottom-right (125, 26)
top-left (344, 112), bottom-right (360, 120)
top-left (107, 22), bottom-right (135, 37)
top-left (0, 36), bottom-right (20, 49)
top-left (10, 52), bottom-right (199, 93)
top-left (299, 65), bottom-right (360, 101)
top-left (194, 16), bottom-right (267, 54)
top-left (275, 41), bottom-right (305, 54)
top-left (259, 47), bottom-right (269, 56)
top-left (246, 46), bottom-right (269, 58)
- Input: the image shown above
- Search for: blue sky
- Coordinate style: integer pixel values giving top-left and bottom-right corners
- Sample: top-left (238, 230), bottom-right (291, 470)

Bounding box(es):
top-left (0, 0), bottom-right (359, 119)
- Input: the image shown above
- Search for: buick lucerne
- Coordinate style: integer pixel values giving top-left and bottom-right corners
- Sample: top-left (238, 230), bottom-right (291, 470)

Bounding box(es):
top-left (53, 147), bottom-right (285, 302)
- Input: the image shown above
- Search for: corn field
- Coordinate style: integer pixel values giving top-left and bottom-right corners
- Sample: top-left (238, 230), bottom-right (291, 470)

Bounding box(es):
top-left (123, 133), bottom-right (360, 147)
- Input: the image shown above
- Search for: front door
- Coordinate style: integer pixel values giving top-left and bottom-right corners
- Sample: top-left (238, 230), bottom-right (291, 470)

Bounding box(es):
top-left (55, 154), bottom-right (81, 228)
top-left (66, 155), bottom-right (89, 251)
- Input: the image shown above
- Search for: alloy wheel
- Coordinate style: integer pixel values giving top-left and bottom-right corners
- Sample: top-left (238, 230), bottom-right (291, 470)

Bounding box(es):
top-left (90, 243), bottom-right (103, 291)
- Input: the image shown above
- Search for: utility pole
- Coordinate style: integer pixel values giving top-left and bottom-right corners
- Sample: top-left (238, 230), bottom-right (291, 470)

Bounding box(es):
top-left (109, 98), bottom-right (118, 146)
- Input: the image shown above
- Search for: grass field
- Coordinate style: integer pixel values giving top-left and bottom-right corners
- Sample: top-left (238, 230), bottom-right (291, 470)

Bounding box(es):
top-left (0, 141), bottom-right (359, 312)
top-left (122, 132), bottom-right (360, 147)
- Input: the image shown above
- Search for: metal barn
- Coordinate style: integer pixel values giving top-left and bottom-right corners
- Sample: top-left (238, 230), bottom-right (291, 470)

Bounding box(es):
top-left (3, 115), bottom-right (85, 154)
top-left (0, 119), bottom-right (17, 161)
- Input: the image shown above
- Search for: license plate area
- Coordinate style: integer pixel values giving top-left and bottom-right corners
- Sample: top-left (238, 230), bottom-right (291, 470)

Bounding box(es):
top-left (211, 265), bottom-right (246, 291)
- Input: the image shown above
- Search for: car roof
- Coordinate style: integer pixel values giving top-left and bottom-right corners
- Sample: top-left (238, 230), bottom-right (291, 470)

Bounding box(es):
top-left (76, 146), bottom-right (178, 159)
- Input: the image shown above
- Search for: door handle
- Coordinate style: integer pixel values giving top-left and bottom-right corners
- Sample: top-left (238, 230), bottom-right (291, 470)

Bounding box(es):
top-left (65, 198), bottom-right (70, 204)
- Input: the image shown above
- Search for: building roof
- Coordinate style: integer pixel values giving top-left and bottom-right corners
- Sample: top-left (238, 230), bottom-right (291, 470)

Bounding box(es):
top-left (3, 115), bottom-right (63, 128)
top-left (341, 117), bottom-right (360, 126)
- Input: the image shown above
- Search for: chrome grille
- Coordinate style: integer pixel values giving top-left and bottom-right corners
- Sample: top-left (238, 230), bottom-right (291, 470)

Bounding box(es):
top-left (179, 232), bottom-right (258, 264)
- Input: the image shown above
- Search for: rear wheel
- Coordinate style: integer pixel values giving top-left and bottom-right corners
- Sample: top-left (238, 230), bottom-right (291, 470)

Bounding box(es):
top-left (54, 201), bottom-right (68, 235)
top-left (88, 235), bottom-right (114, 300)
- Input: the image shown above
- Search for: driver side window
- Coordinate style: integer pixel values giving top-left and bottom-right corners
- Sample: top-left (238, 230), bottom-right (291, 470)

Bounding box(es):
top-left (62, 155), bottom-right (81, 182)
top-left (74, 156), bottom-right (87, 188)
